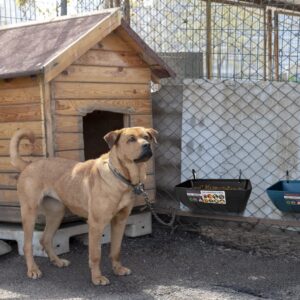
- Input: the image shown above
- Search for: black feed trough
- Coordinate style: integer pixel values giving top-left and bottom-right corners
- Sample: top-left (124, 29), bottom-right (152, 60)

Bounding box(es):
top-left (175, 171), bottom-right (252, 213)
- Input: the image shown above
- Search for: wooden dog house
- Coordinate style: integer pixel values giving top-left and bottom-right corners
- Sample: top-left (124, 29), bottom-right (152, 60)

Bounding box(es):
top-left (0, 8), bottom-right (174, 222)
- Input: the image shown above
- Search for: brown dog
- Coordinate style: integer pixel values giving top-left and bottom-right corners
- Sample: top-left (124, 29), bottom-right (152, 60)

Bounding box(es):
top-left (10, 126), bottom-right (157, 285)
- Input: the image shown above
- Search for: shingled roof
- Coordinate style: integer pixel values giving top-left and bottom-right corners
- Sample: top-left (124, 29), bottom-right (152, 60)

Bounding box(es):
top-left (0, 8), bottom-right (175, 81)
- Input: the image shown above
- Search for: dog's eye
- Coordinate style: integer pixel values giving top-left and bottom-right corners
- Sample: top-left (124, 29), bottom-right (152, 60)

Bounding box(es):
top-left (144, 135), bottom-right (150, 141)
top-left (128, 136), bottom-right (136, 143)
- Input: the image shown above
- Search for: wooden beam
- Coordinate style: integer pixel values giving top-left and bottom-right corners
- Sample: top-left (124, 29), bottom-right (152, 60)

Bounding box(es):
top-left (275, 10), bottom-right (300, 17)
top-left (0, 85), bottom-right (40, 105)
top-left (55, 115), bottom-right (83, 133)
top-left (123, 0), bottom-right (131, 24)
top-left (0, 207), bottom-right (22, 223)
top-left (0, 206), bottom-right (81, 224)
top-left (203, 0), bottom-right (300, 12)
top-left (44, 8), bottom-right (122, 83)
top-left (205, 0), bottom-right (263, 9)
top-left (151, 73), bottom-right (161, 84)
top-left (55, 133), bottom-right (84, 151)
top-left (157, 208), bottom-right (300, 228)
top-left (0, 138), bottom-right (44, 156)
top-left (0, 189), bottom-right (18, 205)
top-left (0, 121), bottom-right (43, 139)
top-left (54, 65), bottom-right (151, 84)
top-left (92, 32), bottom-right (133, 51)
top-left (146, 159), bottom-right (155, 175)
top-left (40, 79), bottom-right (54, 157)
top-left (130, 114), bottom-right (153, 127)
top-left (74, 49), bottom-right (147, 67)
top-left (0, 76), bottom-right (38, 89)
top-left (0, 173), bottom-right (19, 187)
top-left (55, 150), bottom-right (84, 161)
top-left (251, 0), bottom-right (300, 13)
top-left (55, 99), bottom-right (152, 116)
top-left (0, 104), bottom-right (41, 122)
top-left (123, 114), bottom-right (130, 127)
top-left (54, 82), bottom-right (150, 99)
top-left (135, 189), bottom-right (155, 206)
top-left (0, 156), bottom-right (41, 172)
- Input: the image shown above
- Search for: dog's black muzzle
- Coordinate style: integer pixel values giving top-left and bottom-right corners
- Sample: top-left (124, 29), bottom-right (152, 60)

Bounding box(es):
top-left (134, 144), bottom-right (153, 163)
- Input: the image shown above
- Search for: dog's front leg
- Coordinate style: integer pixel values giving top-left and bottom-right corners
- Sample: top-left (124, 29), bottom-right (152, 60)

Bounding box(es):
top-left (88, 223), bottom-right (110, 285)
top-left (110, 205), bottom-right (133, 276)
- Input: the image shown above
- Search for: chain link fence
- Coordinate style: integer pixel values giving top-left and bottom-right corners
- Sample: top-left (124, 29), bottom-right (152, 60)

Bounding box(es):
top-left (1, 0), bottom-right (300, 230)
top-left (131, 0), bottom-right (300, 229)
top-left (0, 0), bottom-right (36, 24)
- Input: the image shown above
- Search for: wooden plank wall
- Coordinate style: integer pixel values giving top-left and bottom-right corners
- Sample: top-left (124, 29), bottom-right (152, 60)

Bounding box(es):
top-left (53, 32), bottom-right (155, 205)
top-left (0, 76), bottom-right (44, 206)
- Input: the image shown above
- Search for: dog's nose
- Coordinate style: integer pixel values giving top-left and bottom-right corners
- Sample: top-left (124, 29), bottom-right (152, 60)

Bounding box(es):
top-left (143, 143), bottom-right (151, 150)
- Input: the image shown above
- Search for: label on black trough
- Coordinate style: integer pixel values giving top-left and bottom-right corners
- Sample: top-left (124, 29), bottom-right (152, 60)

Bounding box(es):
top-left (187, 190), bottom-right (226, 205)
top-left (284, 193), bottom-right (300, 205)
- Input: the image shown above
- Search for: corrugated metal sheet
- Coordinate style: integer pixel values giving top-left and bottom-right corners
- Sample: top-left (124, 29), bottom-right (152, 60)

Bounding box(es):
top-left (0, 13), bottom-right (109, 79)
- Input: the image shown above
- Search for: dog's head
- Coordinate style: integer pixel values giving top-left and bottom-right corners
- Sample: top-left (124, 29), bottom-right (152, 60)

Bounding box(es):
top-left (104, 127), bottom-right (158, 163)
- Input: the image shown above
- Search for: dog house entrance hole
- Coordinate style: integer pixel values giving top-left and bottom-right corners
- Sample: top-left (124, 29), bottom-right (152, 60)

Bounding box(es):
top-left (83, 111), bottom-right (124, 160)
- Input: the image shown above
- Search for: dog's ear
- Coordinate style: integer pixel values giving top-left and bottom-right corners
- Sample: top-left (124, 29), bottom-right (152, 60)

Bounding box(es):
top-left (104, 130), bottom-right (122, 149)
top-left (146, 128), bottom-right (158, 144)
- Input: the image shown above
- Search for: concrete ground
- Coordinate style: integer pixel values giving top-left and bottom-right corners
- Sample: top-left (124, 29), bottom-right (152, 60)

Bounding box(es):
top-left (0, 223), bottom-right (299, 300)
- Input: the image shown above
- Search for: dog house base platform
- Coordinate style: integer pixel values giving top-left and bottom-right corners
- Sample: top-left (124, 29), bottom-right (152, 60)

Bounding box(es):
top-left (0, 212), bottom-right (152, 257)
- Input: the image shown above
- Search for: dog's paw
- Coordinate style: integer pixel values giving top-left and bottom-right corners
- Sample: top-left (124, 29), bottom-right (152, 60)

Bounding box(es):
top-left (27, 267), bottom-right (42, 279)
top-left (113, 266), bottom-right (132, 276)
top-left (92, 275), bottom-right (110, 286)
top-left (52, 258), bottom-right (71, 268)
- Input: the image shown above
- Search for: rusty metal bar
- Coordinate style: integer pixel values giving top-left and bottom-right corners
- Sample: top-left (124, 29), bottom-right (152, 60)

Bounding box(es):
top-left (206, 0), bottom-right (212, 79)
top-left (263, 7), bottom-right (267, 80)
top-left (275, 9), bottom-right (300, 17)
top-left (274, 11), bottom-right (279, 81)
top-left (203, 0), bottom-right (263, 9)
top-left (267, 9), bottom-right (273, 80)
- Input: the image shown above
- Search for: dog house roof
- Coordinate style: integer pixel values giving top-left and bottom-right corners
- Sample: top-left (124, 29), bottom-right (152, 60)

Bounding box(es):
top-left (0, 8), bottom-right (175, 81)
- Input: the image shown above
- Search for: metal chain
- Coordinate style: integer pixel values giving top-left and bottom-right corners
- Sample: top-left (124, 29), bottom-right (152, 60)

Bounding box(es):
top-left (141, 189), bottom-right (176, 227)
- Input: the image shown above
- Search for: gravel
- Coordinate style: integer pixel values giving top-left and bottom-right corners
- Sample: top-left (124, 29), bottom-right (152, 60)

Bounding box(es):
top-left (0, 222), bottom-right (299, 300)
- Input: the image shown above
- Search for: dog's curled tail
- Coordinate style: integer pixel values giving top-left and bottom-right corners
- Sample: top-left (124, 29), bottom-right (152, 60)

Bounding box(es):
top-left (10, 129), bottom-right (35, 171)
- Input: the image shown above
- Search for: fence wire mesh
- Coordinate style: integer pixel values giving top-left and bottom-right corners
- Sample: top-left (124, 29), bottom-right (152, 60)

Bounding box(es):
top-left (0, 0), bottom-right (36, 24)
top-left (1, 0), bottom-right (300, 230)
top-left (131, 1), bottom-right (300, 230)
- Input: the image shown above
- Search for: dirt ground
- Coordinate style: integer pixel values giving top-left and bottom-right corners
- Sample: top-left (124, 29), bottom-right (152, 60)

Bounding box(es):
top-left (0, 221), bottom-right (299, 300)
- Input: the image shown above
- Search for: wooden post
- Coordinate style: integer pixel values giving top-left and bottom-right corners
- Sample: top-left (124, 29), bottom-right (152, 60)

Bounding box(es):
top-left (274, 11), bottom-right (279, 81)
top-left (39, 78), bottom-right (54, 157)
top-left (267, 9), bottom-right (273, 80)
top-left (60, 0), bottom-right (67, 16)
top-left (123, 0), bottom-right (131, 25)
top-left (206, 0), bottom-right (212, 79)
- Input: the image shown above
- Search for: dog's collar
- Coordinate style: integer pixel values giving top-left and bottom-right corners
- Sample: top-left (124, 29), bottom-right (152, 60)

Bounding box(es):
top-left (108, 161), bottom-right (145, 195)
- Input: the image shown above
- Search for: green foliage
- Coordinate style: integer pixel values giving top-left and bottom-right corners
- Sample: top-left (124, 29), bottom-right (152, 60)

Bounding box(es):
top-left (15, 0), bottom-right (28, 7)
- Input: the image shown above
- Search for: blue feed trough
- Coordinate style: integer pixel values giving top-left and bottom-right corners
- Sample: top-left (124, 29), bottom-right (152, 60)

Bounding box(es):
top-left (266, 180), bottom-right (300, 213)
